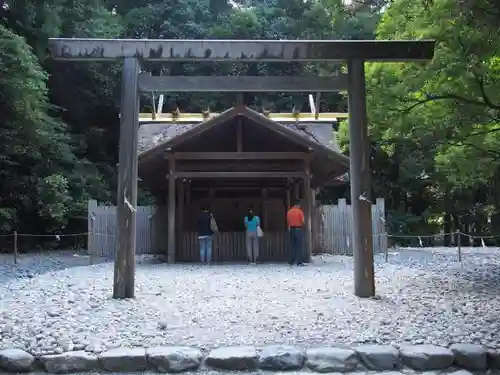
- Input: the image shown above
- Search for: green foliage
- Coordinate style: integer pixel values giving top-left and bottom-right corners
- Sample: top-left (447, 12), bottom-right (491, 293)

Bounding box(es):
top-left (361, 0), bottom-right (500, 238)
top-left (0, 7), bottom-right (112, 235)
top-left (1, 0), bottom-right (499, 243)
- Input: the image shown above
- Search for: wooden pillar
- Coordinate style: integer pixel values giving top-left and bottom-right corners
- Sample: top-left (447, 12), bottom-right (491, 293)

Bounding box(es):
top-left (167, 155), bottom-right (176, 264)
top-left (113, 57), bottom-right (140, 299)
top-left (186, 181), bottom-right (191, 205)
top-left (185, 181), bottom-right (191, 231)
top-left (347, 59), bottom-right (375, 298)
top-left (293, 182), bottom-right (300, 204)
top-left (311, 188), bottom-right (317, 253)
top-left (208, 189), bottom-right (215, 213)
top-left (285, 188), bottom-right (291, 228)
top-left (303, 160), bottom-right (312, 263)
top-left (177, 180), bottom-right (185, 233)
top-left (261, 188), bottom-right (268, 229)
top-left (236, 117), bottom-right (243, 152)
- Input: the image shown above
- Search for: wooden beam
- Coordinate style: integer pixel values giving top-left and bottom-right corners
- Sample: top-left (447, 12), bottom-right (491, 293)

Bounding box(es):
top-left (174, 163), bottom-right (302, 173)
top-left (170, 152), bottom-right (309, 160)
top-left (189, 180), bottom-right (288, 188)
top-left (113, 57), bottom-right (139, 300)
top-left (174, 171), bottom-right (305, 179)
top-left (348, 59), bottom-right (375, 298)
top-left (191, 186), bottom-right (283, 192)
top-left (48, 38), bottom-right (435, 62)
top-left (139, 112), bottom-right (348, 123)
top-left (138, 75), bottom-right (348, 92)
top-left (167, 156), bottom-right (176, 264)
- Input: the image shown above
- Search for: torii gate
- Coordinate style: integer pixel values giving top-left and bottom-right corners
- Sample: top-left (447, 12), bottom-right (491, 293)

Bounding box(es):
top-left (48, 38), bottom-right (435, 299)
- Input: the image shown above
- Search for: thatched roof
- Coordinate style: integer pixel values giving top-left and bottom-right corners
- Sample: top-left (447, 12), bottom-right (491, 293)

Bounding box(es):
top-left (138, 106), bottom-right (349, 188)
top-left (138, 122), bottom-right (198, 154)
top-left (138, 109), bottom-right (341, 155)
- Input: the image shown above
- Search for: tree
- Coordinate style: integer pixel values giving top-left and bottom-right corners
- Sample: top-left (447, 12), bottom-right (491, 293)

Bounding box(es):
top-left (357, 0), bottom-right (500, 240)
top-left (0, 25), bottom-right (102, 234)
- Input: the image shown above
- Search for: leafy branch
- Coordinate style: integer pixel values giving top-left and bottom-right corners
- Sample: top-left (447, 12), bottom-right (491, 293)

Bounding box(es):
top-left (402, 31), bottom-right (500, 113)
top-left (402, 93), bottom-right (489, 113)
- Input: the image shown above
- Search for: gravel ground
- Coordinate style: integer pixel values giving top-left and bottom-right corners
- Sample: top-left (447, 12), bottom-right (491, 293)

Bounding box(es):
top-left (1, 247), bottom-right (500, 356)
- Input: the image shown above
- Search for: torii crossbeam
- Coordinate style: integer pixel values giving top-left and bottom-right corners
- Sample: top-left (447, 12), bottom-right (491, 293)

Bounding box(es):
top-left (48, 38), bottom-right (435, 299)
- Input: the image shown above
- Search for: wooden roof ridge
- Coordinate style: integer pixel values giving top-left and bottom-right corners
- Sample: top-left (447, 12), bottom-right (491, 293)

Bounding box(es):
top-left (138, 105), bottom-right (349, 167)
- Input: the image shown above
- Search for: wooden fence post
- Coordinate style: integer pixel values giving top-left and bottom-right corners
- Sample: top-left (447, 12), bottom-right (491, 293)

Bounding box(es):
top-left (89, 217), bottom-right (94, 265)
top-left (456, 229), bottom-right (462, 262)
top-left (13, 231), bottom-right (18, 264)
top-left (382, 217), bottom-right (389, 263)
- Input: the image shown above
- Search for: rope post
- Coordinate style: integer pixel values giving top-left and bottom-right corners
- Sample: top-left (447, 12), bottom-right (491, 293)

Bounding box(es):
top-left (456, 229), bottom-right (462, 262)
top-left (13, 231), bottom-right (18, 265)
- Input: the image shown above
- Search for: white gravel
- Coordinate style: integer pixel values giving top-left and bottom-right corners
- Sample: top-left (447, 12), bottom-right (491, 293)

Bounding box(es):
top-left (1, 247), bottom-right (500, 356)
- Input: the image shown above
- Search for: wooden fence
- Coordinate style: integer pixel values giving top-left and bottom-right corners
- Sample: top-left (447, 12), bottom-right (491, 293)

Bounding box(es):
top-left (177, 232), bottom-right (291, 262)
top-left (87, 198), bottom-right (387, 258)
top-left (319, 198), bottom-right (387, 255)
top-left (87, 200), bottom-right (155, 256)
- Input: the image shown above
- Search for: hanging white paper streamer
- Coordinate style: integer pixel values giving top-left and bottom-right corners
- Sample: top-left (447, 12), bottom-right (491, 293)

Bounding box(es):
top-left (358, 192), bottom-right (372, 204)
top-left (481, 238), bottom-right (486, 247)
top-left (418, 237), bottom-right (423, 247)
top-left (347, 236), bottom-right (350, 248)
top-left (124, 196), bottom-right (137, 212)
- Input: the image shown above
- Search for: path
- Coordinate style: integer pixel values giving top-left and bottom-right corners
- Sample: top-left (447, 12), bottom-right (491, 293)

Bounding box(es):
top-left (0, 248), bottom-right (499, 357)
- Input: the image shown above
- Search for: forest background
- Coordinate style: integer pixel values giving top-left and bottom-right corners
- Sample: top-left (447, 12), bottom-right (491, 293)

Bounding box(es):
top-left (1, 0), bottom-right (499, 247)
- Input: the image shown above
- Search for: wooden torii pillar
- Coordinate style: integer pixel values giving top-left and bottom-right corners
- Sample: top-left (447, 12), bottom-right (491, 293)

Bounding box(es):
top-left (347, 60), bottom-right (373, 297)
top-left (114, 57), bottom-right (140, 299)
top-left (47, 38), bottom-right (435, 299)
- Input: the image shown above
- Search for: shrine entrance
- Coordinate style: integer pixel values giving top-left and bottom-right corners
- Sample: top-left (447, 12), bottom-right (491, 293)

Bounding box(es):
top-left (48, 38), bottom-right (435, 298)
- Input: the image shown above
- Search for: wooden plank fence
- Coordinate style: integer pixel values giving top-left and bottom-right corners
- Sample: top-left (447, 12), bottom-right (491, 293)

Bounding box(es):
top-left (87, 200), bottom-right (155, 257)
top-left (87, 198), bottom-right (387, 257)
top-left (319, 198), bottom-right (387, 255)
top-left (177, 232), bottom-right (290, 262)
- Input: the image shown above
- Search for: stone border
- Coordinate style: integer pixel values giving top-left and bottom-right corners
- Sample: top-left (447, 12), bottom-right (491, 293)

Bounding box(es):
top-left (0, 344), bottom-right (499, 373)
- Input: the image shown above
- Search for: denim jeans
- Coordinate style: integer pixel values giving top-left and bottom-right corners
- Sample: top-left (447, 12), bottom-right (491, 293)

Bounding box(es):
top-left (289, 228), bottom-right (303, 265)
top-left (198, 235), bottom-right (213, 263)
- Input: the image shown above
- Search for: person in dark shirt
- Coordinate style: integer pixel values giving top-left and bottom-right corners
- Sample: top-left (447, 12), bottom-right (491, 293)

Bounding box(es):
top-left (198, 207), bottom-right (217, 264)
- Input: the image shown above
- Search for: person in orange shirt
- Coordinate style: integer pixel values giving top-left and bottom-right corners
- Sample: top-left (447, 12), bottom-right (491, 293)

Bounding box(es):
top-left (286, 202), bottom-right (305, 266)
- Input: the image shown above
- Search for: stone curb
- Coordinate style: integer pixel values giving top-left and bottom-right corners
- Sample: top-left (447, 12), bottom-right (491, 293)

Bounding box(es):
top-left (0, 344), bottom-right (498, 373)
